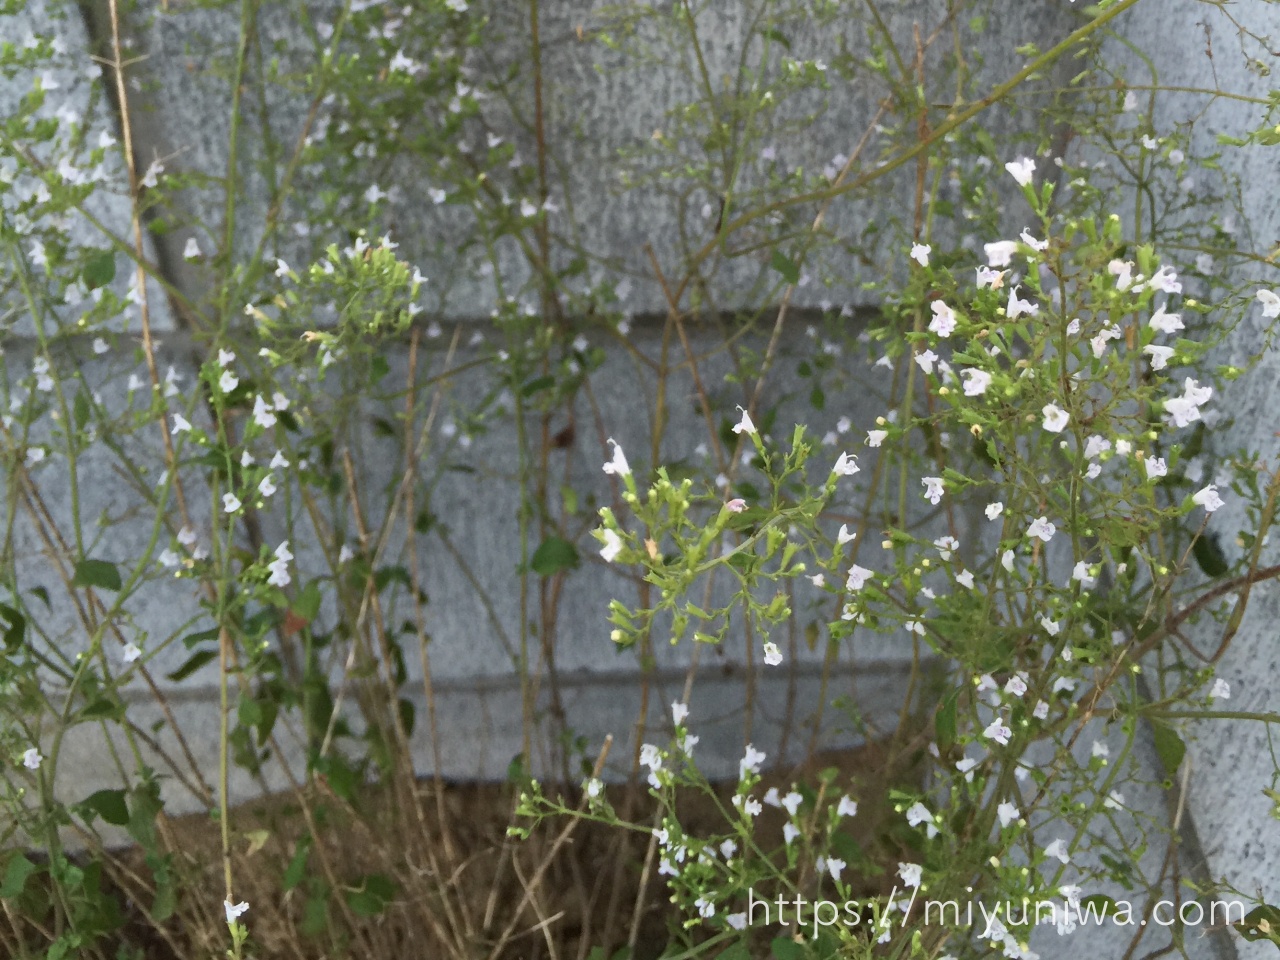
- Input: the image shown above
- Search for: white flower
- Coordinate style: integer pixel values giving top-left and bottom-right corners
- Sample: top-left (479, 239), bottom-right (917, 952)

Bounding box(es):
top-left (1109, 259), bottom-right (1134, 290)
top-left (905, 801), bottom-right (938, 838)
top-left (866, 429), bottom-right (887, 447)
top-left (1164, 377), bottom-right (1213, 429)
top-left (1033, 700), bottom-right (1049, 720)
top-left (1147, 265), bottom-right (1181, 294)
top-left (1072, 561), bottom-right (1095, 586)
top-left (217, 348), bottom-right (236, 367)
top-left (781, 791), bottom-right (802, 816)
top-left (1042, 403), bottom-right (1069, 433)
top-left (602, 438), bottom-right (630, 476)
top-left (270, 450), bottom-right (290, 469)
top-left (171, 413), bottom-right (192, 434)
top-left (253, 395), bottom-right (277, 429)
top-left (1084, 436), bottom-right (1111, 460)
top-left (1145, 456), bottom-right (1168, 480)
top-left (976, 265), bottom-right (1006, 288)
top-left (140, 159), bottom-right (164, 189)
top-left (934, 536), bottom-right (959, 560)
top-left (338, 544), bottom-right (355, 564)
top-left (695, 897), bottom-right (715, 919)
top-left (671, 701), bottom-right (688, 726)
top-left (997, 801), bottom-right (1020, 827)
top-left (1019, 229), bottom-right (1049, 252)
top-left (1043, 839), bottom-right (1070, 864)
top-left (1091, 740), bottom-right (1110, 759)
top-left (640, 744), bottom-right (662, 771)
top-left (928, 300), bottom-right (956, 336)
top-left (159, 548), bottom-right (180, 569)
top-left (983, 716), bottom-right (1011, 745)
top-left (837, 795), bottom-right (858, 818)
top-left (1005, 157), bottom-right (1036, 186)
top-left (1256, 289), bottom-right (1280, 319)
top-left (1005, 673), bottom-right (1028, 697)
top-left (984, 241), bottom-right (1018, 268)
top-left (122, 642), bottom-right (142, 663)
top-left (898, 862), bottom-right (923, 888)
top-left (763, 787), bottom-right (782, 807)
top-left (956, 570), bottom-right (975, 589)
top-left (224, 900), bottom-right (249, 924)
top-left (832, 451), bottom-right (859, 476)
top-left (1193, 484), bottom-right (1224, 513)
top-left (732, 407), bottom-right (756, 435)
top-left (1001, 549), bottom-right (1014, 571)
top-left (1007, 286), bottom-right (1038, 319)
top-left (762, 641), bottom-right (782, 666)
top-left (1039, 616), bottom-right (1060, 636)
top-left (921, 476), bottom-right (944, 505)
top-left (845, 565), bottom-right (873, 591)
top-left (177, 525), bottom-right (197, 547)
top-left (1210, 678), bottom-right (1231, 700)
top-left (826, 857), bottom-right (846, 882)
top-left (915, 349), bottom-right (938, 374)
top-left (258, 474), bottom-right (277, 498)
top-left (837, 523), bottom-right (856, 545)
top-left (910, 243), bottom-right (931, 267)
top-left (1027, 516), bottom-right (1056, 542)
top-left (222, 493), bottom-right (241, 513)
top-left (599, 528), bottom-right (623, 563)
top-left (985, 502), bottom-right (1004, 521)
top-left (962, 368), bottom-right (992, 396)
top-left (739, 744), bottom-right (766, 778)
top-left (92, 336), bottom-right (109, 355)
top-left (783, 823), bottom-right (800, 845)
top-left (1149, 303), bottom-right (1183, 334)
top-left (726, 913), bottom-right (747, 930)
top-left (21, 747), bottom-right (42, 770)
top-left (1144, 345), bottom-right (1175, 370)
top-left (219, 370), bottom-right (239, 393)
top-left (183, 237), bottom-right (202, 260)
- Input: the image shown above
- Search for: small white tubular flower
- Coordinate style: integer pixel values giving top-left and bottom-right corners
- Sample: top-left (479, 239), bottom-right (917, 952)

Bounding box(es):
top-left (832, 451), bottom-right (859, 476)
top-left (726, 913), bottom-right (747, 930)
top-left (1039, 616), bottom-right (1060, 636)
top-left (984, 241), bottom-right (1018, 268)
top-left (762, 641), bottom-right (783, 666)
top-left (22, 747), bottom-right (42, 770)
top-left (975, 265), bottom-right (1005, 288)
top-left (915, 349), bottom-right (938, 374)
top-left (898, 862), bottom-right (923, 888)
top-left (224, 900), bottom-right (249, 924)
top-left (217, 348), bottom-right (236, 367)
top-left (1018, 228), bottom-right (1049, 252)
top-left (1149, 303), bottom-right (1184, 335)
top-left (183, 237), bottom-right (202, 260)
top-left (837, 795), bottom-right (858, 818)
top-left (338, 544), bottom-right (355, 564)
top-left (671, 701), bottom-right (688, 726)
top-left (928, 300), bottom-right (956, 337)
top-left (1005, 156), bottom-right (1035, 186)
top-left (961, 368), bottom-right (992, 396)
top-left (599, 528), bottom-right (623, 563)
top-left (837, 523), bottom-right (856, 545)
top-left (1043, 839), bottom-right (1070, 864)
top-left (983, 716), bottom-right (1012, 745)
top-left (1084, 435), bottom-right (1111, 459)
top-left (1006, 286), bottom-right (1039, 319)
top-left (252, 395), bottom-right (277, 429)
top-left (258, 474), bottom-right (277, 498)
top-left (997, 801), bottom-right (1020, 828)
top-left (1193, 484), bottom-right (1224, 513)
top-left (845, 565), bottom-right (873, 591)
top-left (602, 438), bottom-right (630, 477)
top-left (219, 370), bottom-right (239, 393)
top-left (921, 476), bottom-right (944, 505)
top-left (1145, 457), bottom-right (1168, 481)
top-left (910, 242), bottom-right (931, 267)
top-left (739, 743), bottom-right (766, 778)
top-left (222, 493), bottom-right (242, 513)
top-left (1005, 673), bottom-right (1028, 697)
top-left (1144, 344), bottom-right (1175, 370)
top-left (1256, 288), bottom-right (1280, 319)
top-left (905, 801), bottom-right (938, 838)
top-left (1041, 403), bottom-right (1069, 433)
top-left (866, 429), bottom-right (887, 447)
top-left (1147, 264), bottom-right (1181, 294)
top-left (1027, 516), bottom-right (1056, 542)
top-left (270, 450), bottom-right (290, 469)
top-left (985, 502), bottom-right (1004, 521)
top-left (1071, 561), bottom-right (1095, 587)
top-left (122, 642), bottom-right (142, 663)
top-left (956, 569), bottom-right (975, 589)
top-left (732, 407), bottom-right (756, 435)
top-left (826, 857), bottom-right (846, 882)
top-left (92, 336), bottom-right (109, 355)
top-left (1210, 677), bottom-right (1231, 700)
top-left (170, 413), bottom-right (192, 434)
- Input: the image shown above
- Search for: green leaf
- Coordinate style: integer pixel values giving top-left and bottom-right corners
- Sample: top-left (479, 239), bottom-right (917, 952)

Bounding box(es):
top-left (770, 937), bottom-right (805, 960)
top-left (530, 537), bottom-right (580, 576)
top-left (73, 558), bottom-right (121, 591)
top-left (79, 698), bottom-right (124, 721)
top-left (282, 836), bottom-right (312, 892)
top-left (521, 374), bottom-right (556, 397)
top-left (83, 250), bottom-right (115, 290)
top-left (81, 789), bottom-right (129, 826)
top-left (769, 250), bottom-right (800, 284)
top-left (1192, 531), bottom-right (1229, 577)
top-left (166, 648), bottom-right (217, 682)
top-left (0, 853), bottom-right (37, 898)
top-left (0, 603), bottom-right (25, 652)
top-left (935, 690), bottom-right (958, 749)
top-left (345, 873), bottom-right (396, 917)
top-left (73, 391), bottom-right (91, 430)
top-left (1236, 904), bottom-right (1280, 946)
top-left (1151, 722), bottom-right (1186, 775)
